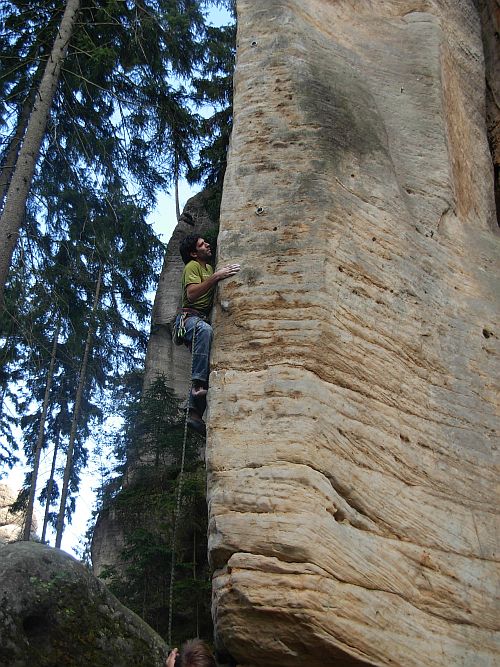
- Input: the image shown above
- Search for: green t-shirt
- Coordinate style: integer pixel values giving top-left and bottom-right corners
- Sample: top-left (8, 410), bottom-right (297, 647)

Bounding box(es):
top-left (181, 260), bottom-right (214, 315)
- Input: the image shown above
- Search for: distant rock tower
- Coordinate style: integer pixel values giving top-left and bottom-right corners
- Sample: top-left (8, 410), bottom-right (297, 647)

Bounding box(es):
top-left (91, 190), bottom-right (216, 577)
top-left (0, 483), bottom-right (37, 543)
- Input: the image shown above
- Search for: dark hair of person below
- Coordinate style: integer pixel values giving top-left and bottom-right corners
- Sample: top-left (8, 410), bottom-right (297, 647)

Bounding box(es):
top-left (179, 638), bottom-right (217, 667)
top-left (179, 234), bottom-right (201, 265)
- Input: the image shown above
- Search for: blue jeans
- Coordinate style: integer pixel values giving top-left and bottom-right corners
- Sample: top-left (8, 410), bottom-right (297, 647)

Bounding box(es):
top-left (175, 314), bottom-right (213, 411)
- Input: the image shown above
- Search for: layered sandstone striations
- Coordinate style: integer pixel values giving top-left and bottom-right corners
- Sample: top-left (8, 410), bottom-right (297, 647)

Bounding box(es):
top-left (207, 1), bottom-right (499, 666)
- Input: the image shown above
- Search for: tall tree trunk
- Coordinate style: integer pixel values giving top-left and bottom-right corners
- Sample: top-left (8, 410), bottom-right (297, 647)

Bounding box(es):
top-left (55, 268), bottom-right (102, 548)
top-left (0, 59), bottom-right (45, 209)
top-left (0, 0), bottom-right (80, 304)
top-left (22, 317), bottom-right (61, 540)
top-left (174, 150), bottom-right (181, 222)
top-left (174, 175), bottom-right (181, 221)
top-left (41, 424), bottom-right (61, 543)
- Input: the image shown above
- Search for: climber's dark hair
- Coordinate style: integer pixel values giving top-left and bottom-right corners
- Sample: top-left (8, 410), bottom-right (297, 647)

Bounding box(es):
top-left (179, 234), bottom-right (201, 265)
top-left (180, 639), bottom-right (216, 667)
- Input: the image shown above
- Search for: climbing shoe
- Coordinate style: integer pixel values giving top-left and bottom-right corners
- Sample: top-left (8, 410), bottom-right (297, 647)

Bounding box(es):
top-left (188, 417), bottom-right (206, 437)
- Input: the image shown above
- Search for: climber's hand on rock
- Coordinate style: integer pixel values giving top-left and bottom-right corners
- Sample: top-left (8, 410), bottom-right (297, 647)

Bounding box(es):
top-left (214, 264), bottom-right (241, 281)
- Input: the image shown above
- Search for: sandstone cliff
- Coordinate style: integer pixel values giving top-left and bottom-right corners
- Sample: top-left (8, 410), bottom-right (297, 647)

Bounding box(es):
top-left (207, 1), bottom-right (499, 666)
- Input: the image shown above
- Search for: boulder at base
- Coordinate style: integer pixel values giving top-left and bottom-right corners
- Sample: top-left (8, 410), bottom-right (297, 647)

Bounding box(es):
top-left (0, 541), bottom-right (168, 667)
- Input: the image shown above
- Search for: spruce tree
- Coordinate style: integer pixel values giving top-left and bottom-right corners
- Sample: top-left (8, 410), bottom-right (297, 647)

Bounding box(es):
top-left (1, 0), bottom-right (236, 546)
top-left (0, 0), bottom-right (81, 302)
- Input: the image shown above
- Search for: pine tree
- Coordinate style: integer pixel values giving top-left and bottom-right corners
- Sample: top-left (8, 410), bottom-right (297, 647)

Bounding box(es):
top-left (22, 316), bottom-right (60, 540)
top-left (15, 185), bottom-right (164, 539)
top-left (0, 0), bottom-right (210, 298)
top-left (93, 376), bottom-right (210, 643)
top-left (54, 268), bottom-right (101, 547)
top-left (1, 0), bottom-right (236, 545)
top-left (0, 0), bottom-right (81, 302)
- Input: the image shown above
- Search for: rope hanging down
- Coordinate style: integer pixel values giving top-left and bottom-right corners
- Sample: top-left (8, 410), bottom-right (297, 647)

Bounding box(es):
top-left (168, 322), bottom-right (198, 646)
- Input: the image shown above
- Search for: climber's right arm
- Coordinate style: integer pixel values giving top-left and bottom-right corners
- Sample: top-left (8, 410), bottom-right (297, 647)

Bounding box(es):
top-left (186, 264), bottom-right (240, 303)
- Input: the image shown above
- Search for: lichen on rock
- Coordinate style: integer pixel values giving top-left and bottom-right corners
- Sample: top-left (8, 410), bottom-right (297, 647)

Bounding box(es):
top-left (0, 541), bottom-right (168, 667)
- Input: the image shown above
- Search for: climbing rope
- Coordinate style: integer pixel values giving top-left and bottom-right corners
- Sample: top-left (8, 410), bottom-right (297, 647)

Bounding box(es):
top-left (168, 321), bottom-right (198, 646)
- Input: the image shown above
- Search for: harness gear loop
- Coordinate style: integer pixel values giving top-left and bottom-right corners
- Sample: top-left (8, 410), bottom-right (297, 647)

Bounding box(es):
top-left (172, 308), bottom-right (207, 346)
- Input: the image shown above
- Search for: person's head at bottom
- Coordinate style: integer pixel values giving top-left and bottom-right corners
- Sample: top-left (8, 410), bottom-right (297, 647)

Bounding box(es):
top-left (167, 639), bottom-right (216, 667)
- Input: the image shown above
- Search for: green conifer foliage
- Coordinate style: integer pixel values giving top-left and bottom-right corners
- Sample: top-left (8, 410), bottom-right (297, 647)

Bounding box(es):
top-left (94, 376), bottom-right (210, 644)
top-left (0, 0), bottom-right (235, 546)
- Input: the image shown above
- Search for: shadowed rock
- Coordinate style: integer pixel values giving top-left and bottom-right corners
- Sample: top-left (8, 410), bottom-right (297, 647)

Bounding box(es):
top-left (0, 541), bottom-right (168, 667)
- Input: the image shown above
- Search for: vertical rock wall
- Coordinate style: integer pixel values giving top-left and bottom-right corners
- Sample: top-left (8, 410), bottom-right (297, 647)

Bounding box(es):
top-left (207, 1), bottom-right (499, 666)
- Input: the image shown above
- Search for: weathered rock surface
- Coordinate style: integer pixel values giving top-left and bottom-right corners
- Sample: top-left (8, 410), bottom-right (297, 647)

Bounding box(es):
top-left (207, 1), bottom-right (499, 666)
top-left (0, 541), bottom-right (168, 667)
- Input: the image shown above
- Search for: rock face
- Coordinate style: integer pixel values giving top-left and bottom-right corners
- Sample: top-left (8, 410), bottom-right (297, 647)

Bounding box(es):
top-left (0, 541), bottom-right (168, 667)
top-left (91, 504), bottom-right (127, 579)
top-left (207, 1), bottom-right (499, 666)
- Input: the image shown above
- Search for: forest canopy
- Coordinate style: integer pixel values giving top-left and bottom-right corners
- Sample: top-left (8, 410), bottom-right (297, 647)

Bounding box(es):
top-left (0, 0), bottom-right (235, 547)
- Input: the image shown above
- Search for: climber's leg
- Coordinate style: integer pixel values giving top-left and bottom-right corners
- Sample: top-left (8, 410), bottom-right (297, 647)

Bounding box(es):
top-left (183, 317), bottom-right (212, 383)
top-left (183, 317), bottom-right (212, 424)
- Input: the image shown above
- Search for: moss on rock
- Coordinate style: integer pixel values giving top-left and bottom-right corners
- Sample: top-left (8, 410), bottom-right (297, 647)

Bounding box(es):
top-left (0, 541), bottom-right (168, 666)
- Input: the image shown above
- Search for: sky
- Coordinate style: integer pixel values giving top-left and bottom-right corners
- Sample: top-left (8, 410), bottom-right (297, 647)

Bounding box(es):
top-left (2, 4), bottom-right (232, 559)
top-left (148, 4), bottom-right (233, 242)
top-left (150, 180), bottom-right (198, 243)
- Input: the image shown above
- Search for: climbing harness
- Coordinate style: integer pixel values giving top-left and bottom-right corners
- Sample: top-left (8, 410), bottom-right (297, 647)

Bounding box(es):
top-left (172, 308), bottom-right (207, 346)
top-left (168, 320), bottom-right (199, 646)
top-left (172, 312), bottom-right (188, 346)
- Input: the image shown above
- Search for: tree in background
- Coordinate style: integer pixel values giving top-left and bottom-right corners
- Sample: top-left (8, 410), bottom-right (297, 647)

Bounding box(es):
top-left (189, 18), bottom-right (236, 221)
top-left (190, 20), bottom-right (235, 189)
top-left (0, 0), bottom-right (236, 544)
top-left (9, 183), bottom-right (164, 541)
top-left (93, 376), bottom-right (211, 644)
top-left (0, 0), bottom-right (81, 302)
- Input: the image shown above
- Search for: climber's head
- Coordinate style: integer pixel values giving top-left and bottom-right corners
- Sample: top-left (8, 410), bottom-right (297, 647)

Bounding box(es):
top-left (180, 235), bottom-right (211, 265)
top-left (180, 639), bottom-right (216, 667)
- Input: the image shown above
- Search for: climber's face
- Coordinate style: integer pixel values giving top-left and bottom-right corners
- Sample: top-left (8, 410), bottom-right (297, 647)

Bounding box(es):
top-left (192, 238), bottom-right (211, 262)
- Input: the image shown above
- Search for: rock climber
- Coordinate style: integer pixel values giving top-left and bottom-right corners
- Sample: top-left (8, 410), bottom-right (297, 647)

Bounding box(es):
top-left (174, 234), bottom-right (240, 436)
top-left (166, 638), bottom-right (216, 667)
